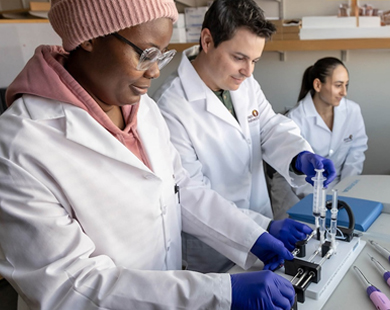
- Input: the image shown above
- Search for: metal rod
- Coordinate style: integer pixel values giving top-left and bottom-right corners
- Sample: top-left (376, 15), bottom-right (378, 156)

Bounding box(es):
top-left (319, 248), bottom-right (334, 266)
top-left (301, 271), bottom-right (315, 288)
top-left (294, 270), bottom-right (309, 286)
top-left (309, 249), bottom-right (320, 262)
top-left (290, 268), bottom-right (304, 284)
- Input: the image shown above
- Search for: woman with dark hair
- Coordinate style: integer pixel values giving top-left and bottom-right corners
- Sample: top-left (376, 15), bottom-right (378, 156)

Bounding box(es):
top-left (291, 57), bottom-right (368, 198)
top-left (271, 57), bottom-right (368, 216)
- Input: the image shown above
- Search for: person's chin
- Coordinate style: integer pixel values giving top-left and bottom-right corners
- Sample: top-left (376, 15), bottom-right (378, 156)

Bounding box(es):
top-left (230, 77), bottom-right (244, 89)
top-left (121, 95), bottom-right (141, 106)
top-left (334, 99), bottom-right (342, 106)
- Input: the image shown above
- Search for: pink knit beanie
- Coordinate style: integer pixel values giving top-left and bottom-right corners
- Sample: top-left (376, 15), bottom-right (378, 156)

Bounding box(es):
top-left (49, 0), bottom-right (178, 51)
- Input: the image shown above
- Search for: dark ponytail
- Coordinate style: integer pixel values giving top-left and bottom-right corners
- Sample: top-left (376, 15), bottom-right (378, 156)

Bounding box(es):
top-left (297, 57), bottom-right (347, 102)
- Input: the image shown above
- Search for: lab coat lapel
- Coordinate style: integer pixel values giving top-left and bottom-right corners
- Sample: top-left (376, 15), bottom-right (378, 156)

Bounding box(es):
top-left (230, 89), bottom-right (251, 140)
top-left (136, 99), bottom-right (165, 176)
top-left (180, 46), bottom-right (242, 133)
top-left (205, 92), bottom-right (242, 131)
top-left (64, 104), bottom-right (151, 173)
top-left (330, 99), bottom-right (347, 151)
top-left (303, 94), bottom-right (329, 132)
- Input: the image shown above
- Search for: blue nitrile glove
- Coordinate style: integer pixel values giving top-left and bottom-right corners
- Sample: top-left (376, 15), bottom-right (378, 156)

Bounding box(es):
top-left (250, 232), bottom-right (294, 271)
top-left (268, 218), bottom-right (313, 251)
top-left (231, 270), bottom-right (295, 310)
top-left (295, 151), bottom-right (336, 187)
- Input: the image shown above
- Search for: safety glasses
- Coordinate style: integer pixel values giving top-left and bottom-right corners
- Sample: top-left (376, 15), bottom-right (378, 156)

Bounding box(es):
top-left (111, 33), bottom-right (176, 71)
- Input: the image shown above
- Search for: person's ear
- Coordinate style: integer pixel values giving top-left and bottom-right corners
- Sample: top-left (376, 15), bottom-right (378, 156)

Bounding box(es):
top-left (200, 28), bottom-right (213, 53)
top-left (79, 40), bottom-right (94, 52)
top-left (313, 78), bottom-right (322, 93)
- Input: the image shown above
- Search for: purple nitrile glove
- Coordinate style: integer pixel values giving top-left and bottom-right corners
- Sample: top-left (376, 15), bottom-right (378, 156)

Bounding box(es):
top-left (250, 232), bottom-right (294, 271)
top-left (230, 270), bottom-right (295, 310)
top-left (268, 218), bottom-right (313, 251)
top-left (295, 151), bottom-right (336, 187)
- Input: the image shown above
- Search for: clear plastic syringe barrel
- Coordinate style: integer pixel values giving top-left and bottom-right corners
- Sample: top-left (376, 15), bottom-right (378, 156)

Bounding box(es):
top-left (330, 189), bottom-right (339, 249)
top-left (312, 169), bottom-right (326, 229)
top-left (319, 187), bottom-right (326, 245)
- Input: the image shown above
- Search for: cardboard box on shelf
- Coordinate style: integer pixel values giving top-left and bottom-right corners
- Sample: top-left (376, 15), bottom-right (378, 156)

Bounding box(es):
top-left (269, 19), bottom-right (301, 40)
top-left (0, 1), bottom-right (50, 19)
top-left (173, 13), bottom-right (185, 29)
top-left (0, 0), bottom-right (49, 13)
top-left (171, 27), bottom-right (187, 43)
top-left (186, 26), bottom-right (202, 43)
top-left (184, 6), bottom-right (208, 27)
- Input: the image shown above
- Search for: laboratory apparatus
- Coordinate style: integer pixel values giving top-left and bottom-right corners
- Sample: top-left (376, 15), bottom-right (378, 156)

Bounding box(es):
top-left (368, 253), bottom-right (390, 288)
top-left (369, 240), bottom-right (390, 263)
top-left (281, 185), bottom-right (362, 306)
top-left (311, 169), bottom-right (326, 230)
top-left (353, 266), bottom-right (390, 310)
top-left (285, 247), bottom-right (334, 303)
top-left (329, 189), bottom-right (339, 251)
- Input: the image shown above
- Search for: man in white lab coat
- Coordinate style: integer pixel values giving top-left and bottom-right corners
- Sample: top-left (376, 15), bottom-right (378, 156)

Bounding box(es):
top-left (154, 0), bottom-right (336, 273)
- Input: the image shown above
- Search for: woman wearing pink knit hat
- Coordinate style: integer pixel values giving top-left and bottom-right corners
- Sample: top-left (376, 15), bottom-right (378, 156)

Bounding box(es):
top-left (0, 1), bottom-right (295, 309)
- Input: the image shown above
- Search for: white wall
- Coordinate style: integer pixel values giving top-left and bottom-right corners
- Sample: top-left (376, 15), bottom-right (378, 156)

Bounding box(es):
top-left (0, 22), bottom-right (61, 87)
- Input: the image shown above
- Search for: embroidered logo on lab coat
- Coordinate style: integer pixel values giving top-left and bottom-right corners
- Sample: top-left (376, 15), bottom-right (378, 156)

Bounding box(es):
top-left (248, 110), bottom-right (260, 123)
top-left (343, 134), bottom-right (353, 142)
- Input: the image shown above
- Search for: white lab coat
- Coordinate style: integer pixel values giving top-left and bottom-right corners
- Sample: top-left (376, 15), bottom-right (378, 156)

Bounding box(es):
top-left (0, 94), bottom-right (265, 310)
top-left (287, 92), bottom-right (368, 198)
top-left (153, 46), bottom-right (312, 272)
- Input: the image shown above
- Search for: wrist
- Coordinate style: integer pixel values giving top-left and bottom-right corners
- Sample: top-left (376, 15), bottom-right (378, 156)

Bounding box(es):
top-left (292, 151), bottom-right (311, 175)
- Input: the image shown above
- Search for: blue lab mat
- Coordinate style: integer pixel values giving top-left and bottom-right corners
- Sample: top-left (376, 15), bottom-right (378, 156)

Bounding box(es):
top-left (287, 194), bottom-right (383, 231)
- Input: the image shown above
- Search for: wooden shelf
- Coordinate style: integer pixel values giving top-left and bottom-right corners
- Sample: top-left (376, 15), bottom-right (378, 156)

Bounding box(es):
top-left (0, 19), bottom-right (48, 23)
top-left (169, 38), bottom-right (390, 52)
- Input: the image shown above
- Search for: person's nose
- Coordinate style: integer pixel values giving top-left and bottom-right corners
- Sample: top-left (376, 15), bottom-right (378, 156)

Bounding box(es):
top-left (240, 60), bottom-right (254, 78)
top-left (341, 85), bottom-right (347, 96)
top-left (144, 62), bottom-right (160, 80)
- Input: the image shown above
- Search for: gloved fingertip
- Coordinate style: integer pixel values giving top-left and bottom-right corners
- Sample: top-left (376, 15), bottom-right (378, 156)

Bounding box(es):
top-left (305, 177), bottom-right (314, 185)
top-left (263, 264), bottom-right (271, 270)
top-left (286, 244), bottom-right (295, 252)
top-left (303, 227), bottom-right (313, 235)
top-left (284, 250), bottom-right (294, 261)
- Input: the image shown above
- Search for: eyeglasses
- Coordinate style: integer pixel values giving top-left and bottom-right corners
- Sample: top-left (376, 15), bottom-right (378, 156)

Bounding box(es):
top-left (111, 33), bottom-right (176, 71)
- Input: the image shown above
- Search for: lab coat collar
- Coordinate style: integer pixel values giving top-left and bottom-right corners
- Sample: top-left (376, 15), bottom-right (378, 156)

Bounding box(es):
top-left (301, 92), bottom-right (330, 131)
top-left (179, 45), bottom-right (208, 103)
top-left (230, 88), bottom-right (251, 139)
top-left (178, 46), bottom-right (243, 133)
top-left (301, 93), bottom-right (348, 150)
top-left (330, 98), bottom-right (348, 151)
top-left (136, 97), bottom-right (165, 175)
top-left (64, 102), bottom-right (151, 173)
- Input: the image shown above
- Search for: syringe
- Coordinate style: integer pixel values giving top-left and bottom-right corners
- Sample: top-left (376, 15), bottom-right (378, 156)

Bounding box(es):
top-left (319, 190), bottom-right (327, 246)
top-left (330, 189), bottom-right (339, 251)
top-left (312, 169), bottom-right (326, 230)
top-left (369, 240), bottom-right (390, 263)
top-left (367, 253), bottom-right (390, 288)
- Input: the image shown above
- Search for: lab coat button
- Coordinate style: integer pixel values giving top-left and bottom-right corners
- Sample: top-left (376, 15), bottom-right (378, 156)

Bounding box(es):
top-left (161, 206), bottom-right (167, 215)
top-left (246, 139), bottom-right (251, 144)
top-left (329, 149), bottom-right (334, 155)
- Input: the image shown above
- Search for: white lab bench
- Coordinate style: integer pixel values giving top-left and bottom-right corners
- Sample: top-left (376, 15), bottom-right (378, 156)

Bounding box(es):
top-left (228, 213), bottom-right (390, 310)
top-left (322, 213), bottom-right (390, 310)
